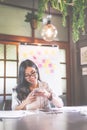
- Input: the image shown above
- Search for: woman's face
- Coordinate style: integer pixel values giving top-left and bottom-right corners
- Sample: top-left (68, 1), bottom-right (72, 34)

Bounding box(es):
top-left (24, 67), bottom-right (38, 85)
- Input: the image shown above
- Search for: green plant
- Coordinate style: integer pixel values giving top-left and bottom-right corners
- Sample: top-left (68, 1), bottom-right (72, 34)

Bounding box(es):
top-left (37, 0), bottom-right (87, 43)
top-left (72, 0), bottom-right (86, 42)
top-left (25, 11), bottom-right (42, 26)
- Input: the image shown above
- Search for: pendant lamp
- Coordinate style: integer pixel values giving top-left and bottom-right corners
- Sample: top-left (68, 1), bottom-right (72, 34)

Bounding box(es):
top-left (41, 18), bottom-right (58, 42)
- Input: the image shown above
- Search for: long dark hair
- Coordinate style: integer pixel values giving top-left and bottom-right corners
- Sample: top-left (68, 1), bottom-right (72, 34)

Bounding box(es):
top-left (15, 59), bottom-right (41, 101)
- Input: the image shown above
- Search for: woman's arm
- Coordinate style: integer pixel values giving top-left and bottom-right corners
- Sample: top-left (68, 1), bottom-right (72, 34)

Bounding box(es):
top-left (46, 87), bottom-right (64, 107)
top-left (12, 90), bottom-right (36, 110)
top-left (50, 94), bottom-right (64, 107)
top-left (40, 82), bottom-right (64, 108)
top-left (14, 100), bottom-right (27, 110)
top-left (43, 90), bottom-right (64, 107)
top-left (33, 87), bottom-right (64, 108)
top-left (12, 90), bottom-right (26, 110)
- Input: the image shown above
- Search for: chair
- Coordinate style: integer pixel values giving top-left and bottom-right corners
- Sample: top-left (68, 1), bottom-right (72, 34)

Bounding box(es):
top-left (4, 99), bottom-right (12, 110)
top-left (59, 94), bottom-right (67, 106)
top-left (0, 100), bottom-right (5, 110)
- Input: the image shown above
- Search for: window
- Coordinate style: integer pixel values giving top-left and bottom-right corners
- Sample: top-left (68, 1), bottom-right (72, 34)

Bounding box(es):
top-left (0, 43), bottom-right (18, 109)
top-left (59, 49), bottom-right (67, 105)
top-left (59, 49), bottom-right (67, 94)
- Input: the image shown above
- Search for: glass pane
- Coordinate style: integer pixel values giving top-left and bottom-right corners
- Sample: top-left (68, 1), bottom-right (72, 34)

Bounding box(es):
top-left (0, 44), bottom-right (4, 59)
top-left (0, 61), bottom-right (4, 76)
top-left (6, 96), bottom-right (12, 100)
top-left (0, 96), bottom-right (4, 102)
top-left (59, 49), bottom-right (66, 63)
top-left (0, 96), bottom-right (4, 109)
top-left (0, 78), bottom-right (4, 94)
top-left (61, 79), bottom-right (67, 94)
top-left (6, 61), bottom-right (17, 76)
top-left (60, 64), bottom-right (66, 77)
top-left (6, 78), bottom-right (17, 94)
top-left (6, 44), bottom-right (17, 60)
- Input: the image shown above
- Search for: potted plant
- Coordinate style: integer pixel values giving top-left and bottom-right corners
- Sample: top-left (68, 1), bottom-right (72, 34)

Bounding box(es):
top-left (25, 11), bottom-right (42, 29)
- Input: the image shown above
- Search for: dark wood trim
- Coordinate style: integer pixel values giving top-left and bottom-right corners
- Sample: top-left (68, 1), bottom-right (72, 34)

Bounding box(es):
top-left (66, 44), bottom-right (71, 105)
top-left (0, 33), bottom-right (68, 46)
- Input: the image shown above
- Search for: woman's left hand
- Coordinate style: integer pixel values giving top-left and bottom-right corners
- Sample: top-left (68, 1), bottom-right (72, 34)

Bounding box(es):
top-left (33, 88), bottom-right (51, 99)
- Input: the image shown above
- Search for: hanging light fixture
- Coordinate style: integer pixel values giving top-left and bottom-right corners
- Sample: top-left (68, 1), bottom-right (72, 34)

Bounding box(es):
top-left (41, 2), bottom-right (58, 42)
top-left (41, 16), bottom-right (58, 42)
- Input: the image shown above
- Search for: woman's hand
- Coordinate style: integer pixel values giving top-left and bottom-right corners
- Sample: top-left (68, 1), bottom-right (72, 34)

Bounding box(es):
top-left (15, 93), bottom-right (37, 110)
top-left (33, 88), bottom-right (51, 100)
top-left (24, 93), bottom-right (37, 105)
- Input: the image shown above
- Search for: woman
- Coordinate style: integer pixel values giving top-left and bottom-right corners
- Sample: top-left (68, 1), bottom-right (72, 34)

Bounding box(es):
top-left (12, 59), bottom-right (63, 110)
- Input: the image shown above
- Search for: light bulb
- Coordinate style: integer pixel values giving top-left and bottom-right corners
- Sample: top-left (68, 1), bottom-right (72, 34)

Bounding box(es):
top-left (41, 22), bottom-right (58, 42)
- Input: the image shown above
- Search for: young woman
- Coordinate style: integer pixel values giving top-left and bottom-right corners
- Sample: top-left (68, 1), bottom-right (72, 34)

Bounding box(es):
top-left (12, 59), bottom-right (63, 110)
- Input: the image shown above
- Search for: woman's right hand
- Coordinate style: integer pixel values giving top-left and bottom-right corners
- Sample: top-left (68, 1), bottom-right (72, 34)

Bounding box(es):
top-left (15, 92), bottom-right (36, 110)
top-left (25, 92), bottom-right (37, 105)
top-left (23, 92), bottom-right (36, 105)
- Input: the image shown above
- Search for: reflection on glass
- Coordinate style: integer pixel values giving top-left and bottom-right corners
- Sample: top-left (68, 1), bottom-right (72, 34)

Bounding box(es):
top-left (6, 44), bottom-right (17, 60)
top-left (0, 61), bottom-right (4, 76)
top-left (6, 61), bottom-right (17, 76)
top-left (59, 49), bottom-right (66, 62)
top-left (0, 78), bottom-right (4, 94)
top-left (0, 96), bottom-right (4, 110)
top-left (60, 64), bottom-right (66, 77)
top-left (6, 78), bottom-right (17, 94)
top-left (0, 96), bottom-right (4, 101)
top-left (6, 96), bottom-right (12, 100)
top-left (61, 79), bottom-right (66, 94)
